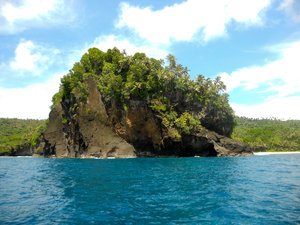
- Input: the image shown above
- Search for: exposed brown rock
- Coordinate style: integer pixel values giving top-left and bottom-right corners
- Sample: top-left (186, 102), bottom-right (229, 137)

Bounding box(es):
top-left (43, 78), bottom-right (136, 158)
top-left (43, 103), bottom-right (68, 157)
top-left (43, 77), bottom-right (252, 158)
top-left (181, 129), bottom-right (253, 157)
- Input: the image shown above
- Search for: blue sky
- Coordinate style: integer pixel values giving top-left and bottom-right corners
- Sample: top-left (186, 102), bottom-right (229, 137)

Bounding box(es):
top-left (0, 0), bottom-right (299, 119)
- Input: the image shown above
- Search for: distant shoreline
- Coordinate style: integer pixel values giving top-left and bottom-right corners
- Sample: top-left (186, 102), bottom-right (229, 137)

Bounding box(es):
top-left (254, 152), bottom-right (300, 155)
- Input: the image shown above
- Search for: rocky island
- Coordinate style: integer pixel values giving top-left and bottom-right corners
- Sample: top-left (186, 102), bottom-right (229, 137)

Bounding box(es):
top-left (42, 48), bottom-right (252, 158)
top-left (0, 48), bottom-right (252, 157)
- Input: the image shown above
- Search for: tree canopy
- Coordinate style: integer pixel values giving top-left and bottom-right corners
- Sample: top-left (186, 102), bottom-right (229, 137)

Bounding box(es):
top-left (52, 47), bottom-right (235, 136)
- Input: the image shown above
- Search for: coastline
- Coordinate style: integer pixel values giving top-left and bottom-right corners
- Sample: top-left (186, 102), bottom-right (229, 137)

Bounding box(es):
top-left (2, 152), bottom-right (300, 157)
top-left (254, 151), bottom-right (300, 155)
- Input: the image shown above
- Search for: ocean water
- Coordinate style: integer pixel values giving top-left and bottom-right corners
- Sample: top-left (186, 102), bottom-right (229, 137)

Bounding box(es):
top-left (0, 155), bottom-right (300, 224)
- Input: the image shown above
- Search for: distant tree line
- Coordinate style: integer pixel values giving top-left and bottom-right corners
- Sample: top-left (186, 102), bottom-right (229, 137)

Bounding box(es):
top-left (0, 118), bottom-right (46, 155)
top-left (232, 117), bottom-right (300, 152)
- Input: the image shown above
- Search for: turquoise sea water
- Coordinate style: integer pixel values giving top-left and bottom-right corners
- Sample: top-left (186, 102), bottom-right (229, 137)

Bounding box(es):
top-left (0, 155), bottom-right (300, 224)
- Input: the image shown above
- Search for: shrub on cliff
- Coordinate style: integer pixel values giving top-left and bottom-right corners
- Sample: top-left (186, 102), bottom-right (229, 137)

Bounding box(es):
top-left (51, 48), bottom-right (234, 136)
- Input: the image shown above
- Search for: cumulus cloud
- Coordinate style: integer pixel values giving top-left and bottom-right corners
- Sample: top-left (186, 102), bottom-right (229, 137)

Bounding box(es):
top-left (220, 41), bottom-right (300, 97)
top-left (0, 39), bottom-right (59, 79)
top-left (1, 0), bottom-right (57, 22)
top-left (117, 0), bottom-right (271, 44)
top-left (231, 96), bottom-right (300, 120)
top-left (0, 73), bottom-right (63, 119)
top-left (0, 39), bottom-right (60, 89)
top-left (0, 0), bottom-right (74, 34)
top-left (220, 41), bottom-right (300, 120)
top-left (279, 0), bottom-right (300, 23)
top-left (90, 35), bottom-right (168, 60)
top-left (9, 40), bottom-right (56, 74)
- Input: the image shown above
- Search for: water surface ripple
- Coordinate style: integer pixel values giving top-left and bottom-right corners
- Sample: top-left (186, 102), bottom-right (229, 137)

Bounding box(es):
top-left (0, 155), bottom-right (300, 224)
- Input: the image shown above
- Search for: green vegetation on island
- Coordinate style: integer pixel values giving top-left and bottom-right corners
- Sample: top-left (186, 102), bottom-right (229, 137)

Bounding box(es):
top-left (0, 118), bottom-right (47, 155)
top-left (52, 47), bottom-right (234, 138)
top-left (1, 48), bottom-right (299, 155)
top-left (232, 117), bottom-right (300, 152)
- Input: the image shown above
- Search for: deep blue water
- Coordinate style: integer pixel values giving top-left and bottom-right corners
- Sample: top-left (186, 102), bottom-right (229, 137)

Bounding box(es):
top-left (0, 155), bottom-right (300, 224)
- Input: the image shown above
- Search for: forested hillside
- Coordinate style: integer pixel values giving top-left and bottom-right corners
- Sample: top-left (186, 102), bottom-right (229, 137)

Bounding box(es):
top-left (0, 118), bottom-right (46, 155)
top-left (232, 117), bottom-right (300, 152)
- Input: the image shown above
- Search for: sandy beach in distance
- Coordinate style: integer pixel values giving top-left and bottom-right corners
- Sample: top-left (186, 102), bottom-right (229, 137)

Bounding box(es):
top-left (254, 152), bottom-right (300, 155)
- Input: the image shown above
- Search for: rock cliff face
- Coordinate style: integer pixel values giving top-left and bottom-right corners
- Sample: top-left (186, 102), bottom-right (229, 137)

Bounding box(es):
top-left (43, 78), bottom-right (252, 158)
top-left (44, 78), bottom-right (135, 158)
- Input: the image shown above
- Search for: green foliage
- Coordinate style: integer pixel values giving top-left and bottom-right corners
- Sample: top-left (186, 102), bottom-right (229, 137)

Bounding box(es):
top-left (50, 47), bottom-right (235, 137)
top-left (232, 117), bottom-right (300, 152)
top-left (0, 118), bottom-right (46, 154)
top-left (151, 99), bottom-right (167, 113)
top-left (62, 118), bottom-right (68, 124)
top-left (70, 103), bottom-right (78, 113)
top-left (51, 90), bottom-right (63, 109)
top-left (174, 112), bottom-right (202, 135)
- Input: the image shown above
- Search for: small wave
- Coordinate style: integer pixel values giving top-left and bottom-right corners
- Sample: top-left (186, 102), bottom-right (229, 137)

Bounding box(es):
top-left (254, 152), bottom-right (300, 155)
top-left (16, 156), bottom-right (35, 158)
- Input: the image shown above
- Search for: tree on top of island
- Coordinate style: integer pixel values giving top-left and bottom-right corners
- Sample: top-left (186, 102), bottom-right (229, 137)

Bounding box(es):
top-left (1, 48), bottom-right (253, 157)
top-left (52, 47), bottom-right (235, 137)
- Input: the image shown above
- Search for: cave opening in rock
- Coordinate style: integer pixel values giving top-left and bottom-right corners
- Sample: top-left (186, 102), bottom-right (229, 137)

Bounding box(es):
top-left (206, 143), bottom-right (218, 157)
top-left (179, 143), bottom-right (218, 157)
top-left (178, 148), bottom-right (196, 157)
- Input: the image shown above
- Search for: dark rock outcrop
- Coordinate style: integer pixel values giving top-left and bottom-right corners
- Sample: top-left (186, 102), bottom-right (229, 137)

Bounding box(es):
top-left (43, 78), bottom-right (252, 158)
top-left (44, 78), bottom-right (136, 158)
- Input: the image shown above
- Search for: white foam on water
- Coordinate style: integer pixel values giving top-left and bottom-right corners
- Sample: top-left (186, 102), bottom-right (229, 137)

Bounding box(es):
top-left (254, 152), bottom-right (300, 155)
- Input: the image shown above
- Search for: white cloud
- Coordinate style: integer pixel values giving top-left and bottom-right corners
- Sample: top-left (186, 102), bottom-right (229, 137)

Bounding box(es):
top-left (220, 41), bottom-right (300, 120)
top-left (0, 73), bottom-right (63, 119)
top-left (279, 0), bottom-right (300, 23)
top-left (0, 0), bottom-right (74, 34)
top-left (91, 35), bottom-right (168, 59)
top-left (0, 40), bottom-right (59, 78)
top-left (220, 41), bottom-right (300, 97)
top-left (117, 0), bottom-right (271, 44)
top-left (231, 96), bottom-right (300, 120)
top-left (9, 40), bottom-right (49, 74)
top-left (1, 0), bottom-right (57, 22)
